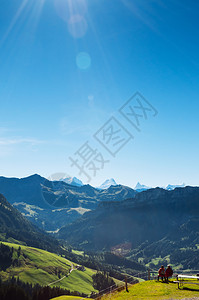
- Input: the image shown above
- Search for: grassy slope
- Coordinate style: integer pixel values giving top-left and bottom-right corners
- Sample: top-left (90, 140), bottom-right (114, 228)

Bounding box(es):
top-left (0, 241), bottom-right (97, 294)
top-left (51, 268), bottom-right (97, 294)
top-left (71, 250), bottom-right (85, 256)
top-left (101, 280), bottom-right (199, 299)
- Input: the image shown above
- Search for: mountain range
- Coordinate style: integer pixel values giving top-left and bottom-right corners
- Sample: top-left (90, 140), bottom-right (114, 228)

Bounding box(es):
top-left (134, 182), bottom-right (186, 192)
top-left (0, 175), bottom-right (136, 231)
top-left (0, 175), bottom-right (189, 232)
top-left (0, 174), bottom-right (198, 270)
top-left (58, 176), bottom-right (186, 192)
top-left (51, 175), bottom-right (186, 191)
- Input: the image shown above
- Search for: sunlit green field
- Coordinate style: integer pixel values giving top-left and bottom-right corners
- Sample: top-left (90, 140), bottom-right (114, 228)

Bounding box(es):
top-left (101, 280), bottom-right (199, 299)
top-left (50, 268), bottom-right (97, 294)
top-left (0, 241), bottom-right (97, 294)
top-left (72, 250), bottom-right (85, 256)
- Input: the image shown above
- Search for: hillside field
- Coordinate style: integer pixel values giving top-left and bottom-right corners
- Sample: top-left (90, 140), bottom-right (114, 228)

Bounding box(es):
top-left (101, 280), bottom-right (199, 299)
top-left (0, 241), bottom-right (98, 294)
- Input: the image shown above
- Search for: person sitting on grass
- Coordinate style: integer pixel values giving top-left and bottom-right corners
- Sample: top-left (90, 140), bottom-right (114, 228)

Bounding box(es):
top-left (165, 265), bottom-right (173, 282)
top-left (158, 265), bottom-right (165, 281)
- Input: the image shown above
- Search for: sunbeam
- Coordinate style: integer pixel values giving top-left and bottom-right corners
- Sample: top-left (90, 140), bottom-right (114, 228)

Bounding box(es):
top-left (26, 0), bottom-right (46, 33)
top-left (121, 0), bottom-right (162, 33)
top-left (0, 0), bottom-right (46, 48)
top-left (0, 0), bottom-right (28, 46)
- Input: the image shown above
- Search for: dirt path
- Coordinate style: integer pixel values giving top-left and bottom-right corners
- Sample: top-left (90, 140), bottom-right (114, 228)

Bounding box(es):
top-left (69, 262), bottom-right (74, 273)
top-left (48, 275), bottom-right (66, 286)
top-left (48, 259), bottom-right (74, 286)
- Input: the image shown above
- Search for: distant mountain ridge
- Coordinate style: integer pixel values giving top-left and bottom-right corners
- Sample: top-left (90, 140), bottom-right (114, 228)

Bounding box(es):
top-left (166, 183), bottom-right (186, 190)
top-left (0, 174), bottom-right (191, 232)
top-left (0, 175), bottom-right (136, 231)
top-left (134, 182), bottom-right (186, 192)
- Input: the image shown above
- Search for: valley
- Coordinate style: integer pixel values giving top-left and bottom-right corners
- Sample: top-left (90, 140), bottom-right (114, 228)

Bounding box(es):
top-left (0, 175), bottom-right (136, 231)
top-left (0, 177), bottom-right (199, 299)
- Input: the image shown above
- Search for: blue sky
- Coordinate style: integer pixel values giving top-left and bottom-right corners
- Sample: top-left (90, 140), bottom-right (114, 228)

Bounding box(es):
top-left (0, 0), bottom-right (199, 188)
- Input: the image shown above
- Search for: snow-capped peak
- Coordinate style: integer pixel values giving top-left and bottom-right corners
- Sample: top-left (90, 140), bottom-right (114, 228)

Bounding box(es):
top-left (98, 178), bottom-right (117, 190)
top-left (135, 182), bottom-right (151, 191)
top-left (166, 183), bottom-right (186, 191)
top-left (60, 176), bottom-right (83, 187)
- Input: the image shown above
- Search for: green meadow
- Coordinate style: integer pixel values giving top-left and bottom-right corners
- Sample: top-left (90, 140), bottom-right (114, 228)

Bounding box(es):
top-left (0, 241), bottom-right (97, 294)
top-left (50, 268), bottom-right (97, 294)
top-left (101, 280), bottom-right (199, 299)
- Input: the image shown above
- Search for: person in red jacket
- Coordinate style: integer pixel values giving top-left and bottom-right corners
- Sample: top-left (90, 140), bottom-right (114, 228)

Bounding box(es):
top-left (158, 265), bottom-right (165, 281)
top-left (165, 265), bottom-right (173, 282)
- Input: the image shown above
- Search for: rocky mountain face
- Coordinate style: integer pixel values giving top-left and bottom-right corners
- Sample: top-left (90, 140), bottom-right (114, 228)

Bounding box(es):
top-left (57, 186), bottom-right (199, 268)
top-left (0, 175), bottom-right (137, 231)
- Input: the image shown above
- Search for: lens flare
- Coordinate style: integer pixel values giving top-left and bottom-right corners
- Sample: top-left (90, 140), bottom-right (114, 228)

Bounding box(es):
top-left (76, 52), bottom-right (91, 70)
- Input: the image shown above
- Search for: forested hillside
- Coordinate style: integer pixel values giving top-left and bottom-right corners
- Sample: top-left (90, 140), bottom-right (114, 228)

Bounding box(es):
top-left (0, 194), bottom-right (61, 253)
top-left (58, 187), bottom-right (199, 269)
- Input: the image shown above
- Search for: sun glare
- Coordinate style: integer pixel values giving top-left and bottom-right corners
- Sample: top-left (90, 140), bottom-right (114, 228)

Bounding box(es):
top-left (0, 0), bottom-right (46, 47)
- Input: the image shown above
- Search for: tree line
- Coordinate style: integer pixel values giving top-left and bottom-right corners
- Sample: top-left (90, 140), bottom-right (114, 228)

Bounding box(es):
top-left (0, 277), bottom-right (87, 300)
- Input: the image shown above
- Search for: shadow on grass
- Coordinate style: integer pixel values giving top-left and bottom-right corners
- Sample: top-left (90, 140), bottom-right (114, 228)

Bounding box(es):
top-left (181, 287), bottom-right (199, 292)
top-left (155, 280), bottom-right (169, 284)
